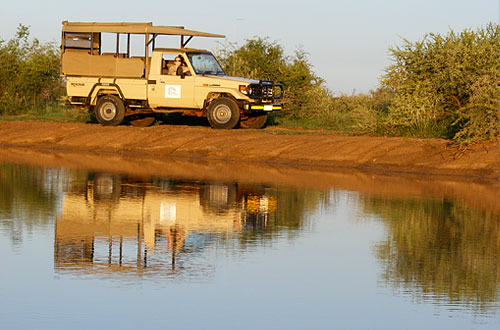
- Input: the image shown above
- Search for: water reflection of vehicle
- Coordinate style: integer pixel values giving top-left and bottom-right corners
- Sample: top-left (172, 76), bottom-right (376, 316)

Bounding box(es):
top-left (54, 173), bottom-right (277, 276)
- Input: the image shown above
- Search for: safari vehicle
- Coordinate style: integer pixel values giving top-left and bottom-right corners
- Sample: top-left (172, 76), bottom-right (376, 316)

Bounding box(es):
top-left (61, 21), bottom-right (283, 129)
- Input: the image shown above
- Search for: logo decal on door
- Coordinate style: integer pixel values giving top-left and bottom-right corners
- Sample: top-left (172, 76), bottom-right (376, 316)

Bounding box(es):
top-left (165, 85), bottom-right (181, 98)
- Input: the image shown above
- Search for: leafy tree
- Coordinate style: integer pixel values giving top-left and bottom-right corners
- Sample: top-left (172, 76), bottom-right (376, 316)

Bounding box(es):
top-left (216, 38), bottom-right (328, 120)
top-left (216, 38), bottom-right (392, 132)
top-left (382, 23), bottom-right (500, 144)
top-left (0, 24), bottom-right (62, 115)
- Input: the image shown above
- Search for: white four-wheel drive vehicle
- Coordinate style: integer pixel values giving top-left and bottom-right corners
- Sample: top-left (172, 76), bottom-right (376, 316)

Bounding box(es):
top-left (61, 21), bottom-right (283, 128)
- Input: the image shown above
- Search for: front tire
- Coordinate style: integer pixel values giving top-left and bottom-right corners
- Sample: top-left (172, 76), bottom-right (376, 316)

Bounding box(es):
top-left (207, 98), bottom-right (240, 129)
top-left (95, 95), bottom-right (125, 126)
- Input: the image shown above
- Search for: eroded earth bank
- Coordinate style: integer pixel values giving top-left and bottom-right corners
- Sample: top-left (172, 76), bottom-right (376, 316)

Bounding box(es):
top-left (0, 121), bottom-right (499, 180)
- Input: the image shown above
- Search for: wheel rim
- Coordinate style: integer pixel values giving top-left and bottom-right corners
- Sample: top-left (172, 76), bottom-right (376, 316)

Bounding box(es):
top-left (213, 104), bottom-right (232, 124)
top-left (100, 102), bottom-right (117, 121)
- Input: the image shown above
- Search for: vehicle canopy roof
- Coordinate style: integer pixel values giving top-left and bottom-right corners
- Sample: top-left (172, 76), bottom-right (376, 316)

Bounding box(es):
top-left (153, 48), bottom-right (212, 53)
top-left (61, 21), bottom-right (225, 38)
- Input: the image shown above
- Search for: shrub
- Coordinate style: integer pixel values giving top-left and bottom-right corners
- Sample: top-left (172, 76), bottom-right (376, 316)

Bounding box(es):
top-left (382, 23), bottom-right (500, 144)
top-left (216, 37), bottom-right (393, 132)
top-left (216, 38), bottom-right (328, 121)
top-left (0, 24), bottom-right (63, 115)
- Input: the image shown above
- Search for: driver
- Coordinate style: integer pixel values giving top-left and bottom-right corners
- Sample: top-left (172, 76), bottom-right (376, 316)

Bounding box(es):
top-left (168, 55), bottom-right (190, 76)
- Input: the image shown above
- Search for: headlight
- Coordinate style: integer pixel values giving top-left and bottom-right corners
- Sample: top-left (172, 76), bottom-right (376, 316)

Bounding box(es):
top-left (239, 85), bottom-right (248, 94)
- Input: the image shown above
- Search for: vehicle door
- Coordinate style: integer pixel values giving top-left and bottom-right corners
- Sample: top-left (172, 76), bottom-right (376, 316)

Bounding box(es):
top-left (148, 53), bottom-right (196, 108)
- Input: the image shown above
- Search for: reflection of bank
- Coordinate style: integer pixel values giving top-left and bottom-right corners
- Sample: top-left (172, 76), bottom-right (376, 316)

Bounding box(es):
top-left (54, 173), bottom-right (276, 277)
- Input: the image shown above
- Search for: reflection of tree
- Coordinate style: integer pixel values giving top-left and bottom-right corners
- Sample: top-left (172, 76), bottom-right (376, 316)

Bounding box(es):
top-left (0, 163), bottom-right (72, 244)
top-left (368, 197), bottom-right (500, 311)
top-left (0, 164), bottom-right (54, 217)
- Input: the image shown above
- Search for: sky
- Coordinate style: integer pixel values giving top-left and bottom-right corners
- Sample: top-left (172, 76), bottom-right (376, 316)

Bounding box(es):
top-left (1, 0), bottom-right (498, 94)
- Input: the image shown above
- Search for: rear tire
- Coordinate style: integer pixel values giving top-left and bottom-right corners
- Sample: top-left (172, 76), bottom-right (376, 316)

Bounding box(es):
top-left (240, 114), bottom-right (268, 129)
top-left (207, 98), bottom-right (240, 129)
top-left (95, 95), bottom-right (125, 126)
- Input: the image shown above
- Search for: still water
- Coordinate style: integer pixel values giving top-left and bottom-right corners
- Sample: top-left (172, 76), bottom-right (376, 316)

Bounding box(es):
top-left (0, 161), bottom-right (499, 329)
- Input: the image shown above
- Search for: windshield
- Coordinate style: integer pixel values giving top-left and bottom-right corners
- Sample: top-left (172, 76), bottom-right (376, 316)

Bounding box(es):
top-left (187, 52), bottom-right (225, 75)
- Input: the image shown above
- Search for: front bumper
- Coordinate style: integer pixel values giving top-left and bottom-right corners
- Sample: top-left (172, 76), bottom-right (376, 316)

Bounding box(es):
top-left (241, 80), bottom-right (283, 112)
top-left (244, 103), bottom-right (283, 111)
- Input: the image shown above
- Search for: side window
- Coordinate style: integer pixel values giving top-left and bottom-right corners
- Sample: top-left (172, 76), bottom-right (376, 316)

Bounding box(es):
top-left (64, 33), bottom-right (92, 48)
top-left (161, 54), bottom-right (178, 75)
top-left (63, 33), bottom-right (99, 55)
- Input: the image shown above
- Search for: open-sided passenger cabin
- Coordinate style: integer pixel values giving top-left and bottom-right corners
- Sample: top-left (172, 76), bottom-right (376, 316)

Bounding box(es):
top-left (60, 21), bottom-right (225, 79)
top-left (61, 22), bottom-right (149, 78)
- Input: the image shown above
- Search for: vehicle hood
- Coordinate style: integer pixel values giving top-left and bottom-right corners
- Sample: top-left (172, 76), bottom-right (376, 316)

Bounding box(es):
top-left (198, 75), bottom-right (260, 85)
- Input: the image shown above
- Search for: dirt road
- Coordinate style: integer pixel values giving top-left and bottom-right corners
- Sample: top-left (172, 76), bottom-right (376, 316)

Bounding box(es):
top-left (0, 120), bottom-right (499, 180)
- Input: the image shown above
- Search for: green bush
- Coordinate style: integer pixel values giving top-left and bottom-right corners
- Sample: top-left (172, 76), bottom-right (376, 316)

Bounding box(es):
top-left (0, 24), bottom-right (63, 115)
top-left (216, 38), bottom-right (392, 132)
top-left (218, 27), bottom-right (499, 144)
top-left (382, 23), bottom-right (500, 144)
top-left (216, 38), bottom-right (329, 121)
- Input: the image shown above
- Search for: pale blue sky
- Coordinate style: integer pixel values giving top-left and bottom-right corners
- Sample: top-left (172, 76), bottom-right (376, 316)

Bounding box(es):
top-left (1, 0), bottom-right (498, 94)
